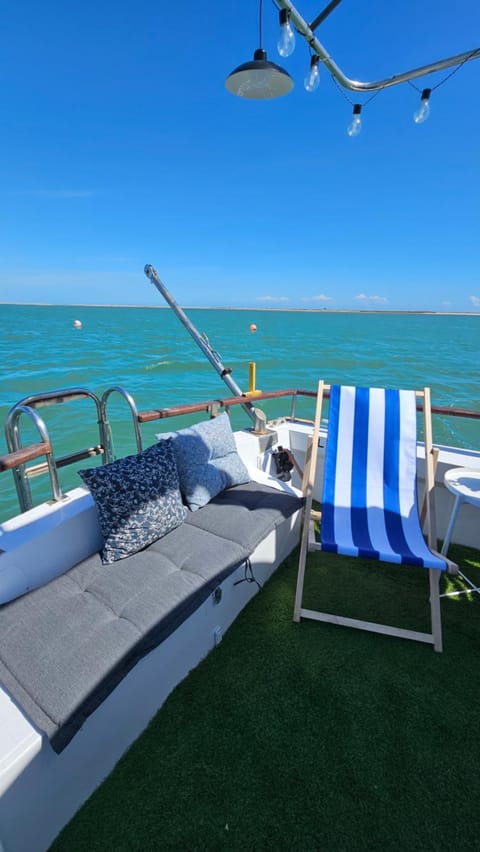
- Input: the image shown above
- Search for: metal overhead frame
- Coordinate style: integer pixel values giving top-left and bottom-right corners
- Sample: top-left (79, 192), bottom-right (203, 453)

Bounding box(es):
top-left (276, 0), bottom-right (480, 92)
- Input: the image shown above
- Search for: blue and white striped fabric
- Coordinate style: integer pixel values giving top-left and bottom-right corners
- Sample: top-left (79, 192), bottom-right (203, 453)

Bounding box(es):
top-left (321, 386), bottom-right (446, 570)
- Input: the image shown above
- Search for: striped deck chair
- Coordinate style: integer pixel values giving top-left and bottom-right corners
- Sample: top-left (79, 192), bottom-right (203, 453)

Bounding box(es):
top-left (293, 382), bottom-right (457, 652)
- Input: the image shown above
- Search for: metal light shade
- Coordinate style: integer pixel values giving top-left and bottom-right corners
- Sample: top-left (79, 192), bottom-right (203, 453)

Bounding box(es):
top-left (225, 48), bottom-right (294, 99)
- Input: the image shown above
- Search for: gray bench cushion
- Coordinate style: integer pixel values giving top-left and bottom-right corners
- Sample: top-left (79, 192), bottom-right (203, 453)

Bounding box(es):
top-left (185, 480), bottom-right (302, 553)
top-left (0, 483), bottom-right (302, 752)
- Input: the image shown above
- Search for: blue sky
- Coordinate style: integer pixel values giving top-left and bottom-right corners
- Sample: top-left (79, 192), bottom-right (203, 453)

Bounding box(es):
top-left (0, 0), bottom-right (479, 311)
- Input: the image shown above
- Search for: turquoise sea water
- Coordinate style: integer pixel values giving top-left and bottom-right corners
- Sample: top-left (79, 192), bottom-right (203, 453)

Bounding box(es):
top-left (1, 304), bottom-right (479, 522)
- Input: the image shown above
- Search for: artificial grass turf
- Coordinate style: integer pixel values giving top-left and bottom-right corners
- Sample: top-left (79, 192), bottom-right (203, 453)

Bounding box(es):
top-left (51, 544), bottom-right (480, 852)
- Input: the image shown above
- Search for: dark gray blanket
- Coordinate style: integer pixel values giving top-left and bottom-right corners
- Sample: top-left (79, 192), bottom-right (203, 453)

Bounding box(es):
top-left (0, 482), bottom-right (302, 752)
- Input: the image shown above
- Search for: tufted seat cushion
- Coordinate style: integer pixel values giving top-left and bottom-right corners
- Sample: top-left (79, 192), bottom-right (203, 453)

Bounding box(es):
top-left (0, 482), bottom-right (302, 752)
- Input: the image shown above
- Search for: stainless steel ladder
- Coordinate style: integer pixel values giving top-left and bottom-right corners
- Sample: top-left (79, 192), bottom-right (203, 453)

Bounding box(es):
top-left (3, 386), bottom-right (142, 513)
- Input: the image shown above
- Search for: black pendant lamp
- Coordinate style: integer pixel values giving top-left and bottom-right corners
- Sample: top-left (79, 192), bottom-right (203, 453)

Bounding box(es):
top-left (225, 1), bottom-right (294, 99)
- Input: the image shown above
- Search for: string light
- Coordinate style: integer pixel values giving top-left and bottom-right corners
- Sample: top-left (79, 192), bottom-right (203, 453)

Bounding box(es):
top-left (277, 8), bottom-right (295, 58)
top-left (304, 55), bottom-right (320, 92)
top-left (413, 88), bottom-right (432, 124)
top-left (347, 104), bottom-right (362, 137)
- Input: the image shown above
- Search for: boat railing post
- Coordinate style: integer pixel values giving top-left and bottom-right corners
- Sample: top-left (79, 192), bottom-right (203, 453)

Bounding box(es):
top-left (101, 387), bottom-right (143, 462)
top-left (5, 405), bottom-right (63, 512)
top-left (4, 388), bottom-right (104, 513)
top-left (290, 392), bottom-right (297, 421)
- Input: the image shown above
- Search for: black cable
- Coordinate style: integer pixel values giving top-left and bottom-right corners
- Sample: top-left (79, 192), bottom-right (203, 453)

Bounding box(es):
top-left (330, 74), bottom-right (385, 107)
top-left (408, 48), bottom-right (479, 94)
top-left (234, 558), bottom-right (263, 591)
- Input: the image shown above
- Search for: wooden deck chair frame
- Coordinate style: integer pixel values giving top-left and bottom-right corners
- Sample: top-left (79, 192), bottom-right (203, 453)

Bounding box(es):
top-left (293, 381), bottom-right (457, 653)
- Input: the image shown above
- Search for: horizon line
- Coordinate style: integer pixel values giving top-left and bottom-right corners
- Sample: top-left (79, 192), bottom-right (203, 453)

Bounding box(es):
top-left (1, 301), bottom-right (479, 317)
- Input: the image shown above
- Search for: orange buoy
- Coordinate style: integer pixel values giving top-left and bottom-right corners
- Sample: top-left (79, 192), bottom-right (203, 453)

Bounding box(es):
top-left (249, 323), bottom-right (257, 333)
top-left (73, 320), bottom-right (82, 328)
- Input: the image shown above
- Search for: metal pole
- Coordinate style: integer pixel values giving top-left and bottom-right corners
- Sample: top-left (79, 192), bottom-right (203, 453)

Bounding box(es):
top-left (309, 0), bottom-right (343, 33)
top-left (144, 265), bottom-right (260, 426)
top-left (276, 0), bottom-right (480, 92)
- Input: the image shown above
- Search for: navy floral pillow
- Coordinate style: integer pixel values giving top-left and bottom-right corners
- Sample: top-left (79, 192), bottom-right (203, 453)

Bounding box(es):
top-left (78, 439), bottom-right (186, 564)
top-left (161, 412), bottom-right (250, 511)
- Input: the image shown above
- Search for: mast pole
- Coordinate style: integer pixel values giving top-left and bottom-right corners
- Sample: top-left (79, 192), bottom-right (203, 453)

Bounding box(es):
top-left (144, 265), bottom-right (263, 428)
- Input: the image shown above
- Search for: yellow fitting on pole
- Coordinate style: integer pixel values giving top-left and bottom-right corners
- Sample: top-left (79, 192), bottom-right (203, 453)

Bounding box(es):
top-left (249, 361), bottom-right (256, 392)
top-left (246, 361), bottom-right (262, 398)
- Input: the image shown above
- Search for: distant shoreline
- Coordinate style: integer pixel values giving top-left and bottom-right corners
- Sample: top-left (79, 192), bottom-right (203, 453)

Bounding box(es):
top-left (1, 302), bottom-right (479, 317)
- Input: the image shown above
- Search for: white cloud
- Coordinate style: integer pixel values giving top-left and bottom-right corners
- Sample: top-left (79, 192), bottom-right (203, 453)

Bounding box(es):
top-left (301, 294), bottom-right (333, 302)
top-left (441, 300), bottom-right (452, 307)
top-left (470, 295), bottom-right (480, 307)
top-left (355, 293), bottom-right (388, 304)
top-left (256, 295), bottom-right (290, 303)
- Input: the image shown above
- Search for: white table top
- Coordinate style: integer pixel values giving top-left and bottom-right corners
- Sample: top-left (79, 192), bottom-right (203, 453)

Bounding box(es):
top-left (444, 468), bottom-right (480, 507)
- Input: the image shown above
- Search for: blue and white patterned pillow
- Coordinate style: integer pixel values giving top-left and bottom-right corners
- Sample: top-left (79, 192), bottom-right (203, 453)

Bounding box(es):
top-left (78, 439), bottom-right (186, 564)
top-left (160, 412), bottom-right (250, 511)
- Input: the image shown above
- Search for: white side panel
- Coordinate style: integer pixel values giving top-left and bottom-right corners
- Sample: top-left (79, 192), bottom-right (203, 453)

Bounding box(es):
top-left (0, 488), bottom-right (103, 604)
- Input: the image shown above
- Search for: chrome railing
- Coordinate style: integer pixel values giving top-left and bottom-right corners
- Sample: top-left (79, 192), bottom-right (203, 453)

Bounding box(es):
top-left (1, 385), bottom-right (479, 515)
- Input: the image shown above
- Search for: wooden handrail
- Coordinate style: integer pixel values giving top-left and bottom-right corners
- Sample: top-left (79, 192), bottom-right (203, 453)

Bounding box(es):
top-left (138, 388), bottom-right (480, 424)
top-left (1, 389), bottom-right (479, 475)
top-left (137, 389), bottom-right (304, 423)
top-left (428, 405), bottom-right (480, 420)
top-left (0, 441), bottom-right (52, 472)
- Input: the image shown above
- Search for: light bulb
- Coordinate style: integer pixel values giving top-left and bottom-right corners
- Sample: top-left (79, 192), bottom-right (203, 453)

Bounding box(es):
top-left (277, 8), bottom-right (295, 58)
top-left (304, 56), bottom-right (320, 93)
top-left (347, 104), bottom-right (362, 137)
top-left (413, 88), bottom-right (431, 124)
